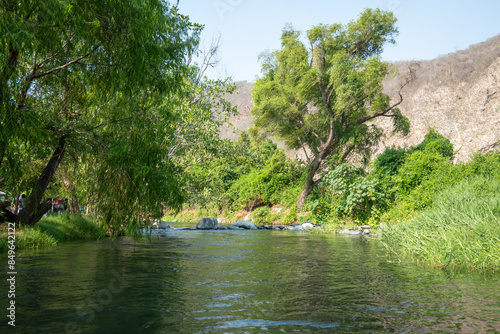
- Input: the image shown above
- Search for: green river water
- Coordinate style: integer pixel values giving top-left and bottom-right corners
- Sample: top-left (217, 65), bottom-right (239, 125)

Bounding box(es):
top-left (1, 228), bottom-right (499, 333)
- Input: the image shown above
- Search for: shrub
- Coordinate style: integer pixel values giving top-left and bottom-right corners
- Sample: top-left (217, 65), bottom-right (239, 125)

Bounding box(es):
top-left (225, 149), bottom-right (302, 211)
top-left (413, 128), bottom-right (454, 159)
top-left (372, 145), bottom-right (408, 177)
top-left (392, 150), bottom-right (450, 194)
top-left (251, 206), bottom-right (270, 225)
top-left (320, 163), bottom-right (386, 223)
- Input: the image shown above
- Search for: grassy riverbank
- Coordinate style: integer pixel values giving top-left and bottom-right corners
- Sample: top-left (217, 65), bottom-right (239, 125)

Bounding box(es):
top-left (380, 176), bottom-right (500, 271)
top-left (0, 214), bottom-right (107, 252)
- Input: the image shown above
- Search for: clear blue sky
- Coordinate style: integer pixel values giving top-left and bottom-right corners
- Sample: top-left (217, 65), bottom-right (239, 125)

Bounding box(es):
top-left (178, 0), bottom-right (500, 82)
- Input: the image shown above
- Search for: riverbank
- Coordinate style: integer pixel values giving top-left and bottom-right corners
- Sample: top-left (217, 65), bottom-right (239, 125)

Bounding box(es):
top-left (3, 187), bottom-right (499, 273)
top-left (380, 176), bottom-right (500, 271)
top-left (0, 214), bottom-right (107, 252)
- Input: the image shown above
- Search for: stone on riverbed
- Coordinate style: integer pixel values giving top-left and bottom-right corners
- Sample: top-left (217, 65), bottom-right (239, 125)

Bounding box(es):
top-left (232, 221), bottom-right (258, 230)
top-left (159, 220), bottom-right (171, 229)
top-left (196, 217), bottom-right (218, 230)
top-left (229, 225), bottom-right (244, 230)
top-left (301, 222), bottom-right (314, 229)
top-left (339, 229), bottom-right (363, 235)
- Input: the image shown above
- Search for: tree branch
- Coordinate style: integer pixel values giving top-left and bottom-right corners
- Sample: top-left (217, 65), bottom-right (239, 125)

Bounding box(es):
top-left (31, 52), bottom-right (93, 80)
top-left (356, 71), bottom-right (413, 125)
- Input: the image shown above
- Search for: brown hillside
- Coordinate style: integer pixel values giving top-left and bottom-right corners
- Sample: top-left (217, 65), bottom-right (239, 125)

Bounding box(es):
top-left (221, 35), bottom-right (500, 161)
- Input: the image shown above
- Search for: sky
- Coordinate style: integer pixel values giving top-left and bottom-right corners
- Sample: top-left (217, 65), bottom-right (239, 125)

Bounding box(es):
top-left (177, 0), bottom-right (500, 82)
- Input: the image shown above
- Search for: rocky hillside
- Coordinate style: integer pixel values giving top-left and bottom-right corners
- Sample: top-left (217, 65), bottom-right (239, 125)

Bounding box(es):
top-left (221, 34), bottom-right (500, 161)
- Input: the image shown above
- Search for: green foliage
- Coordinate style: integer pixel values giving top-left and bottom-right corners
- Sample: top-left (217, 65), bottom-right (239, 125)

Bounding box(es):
top-left (381, 176), bottom-right (500, 271)
top-left (226, 148), bottom-right (302, 210)
top-left (0, 214), bottom-right (106, 252)
top-left (36, 213), bottom-right (107, 242)
top-left (0, 229), bottom-right (58, 252)
top-left (372, 146), bottom-right (408, 177)
top-left (251, 9), bottom-right (406, 209)
top-left (283, 206), bottom-right (299, 225)
top-left (321, 163), bottom-right (386, 223)
top-left (306, 197), bottom-right (335, 225)
top-left (393, 150), bottom-right (450, 194)
top-left (0, 1), bottom-right (241, 228)
top-left (251, 206), bottom-right (271, 225)
top-left (413, 128), bottom-right (454, 159)
top-left (181, 136), bottom-right (302, 218)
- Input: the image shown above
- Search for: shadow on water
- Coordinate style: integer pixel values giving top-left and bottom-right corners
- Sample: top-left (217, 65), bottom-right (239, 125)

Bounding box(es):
top-left (1, 230), bottom-right (499, 333)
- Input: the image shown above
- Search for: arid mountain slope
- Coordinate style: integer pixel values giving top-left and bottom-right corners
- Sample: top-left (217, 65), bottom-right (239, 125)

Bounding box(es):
top-left (221, 35), bottom-right (500, 161)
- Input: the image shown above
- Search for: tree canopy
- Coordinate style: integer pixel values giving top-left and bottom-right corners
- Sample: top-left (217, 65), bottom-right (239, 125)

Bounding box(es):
top-left (0, 1), bottom-right (234, 228)
top-left (251, 9), bottom-right (411, 209)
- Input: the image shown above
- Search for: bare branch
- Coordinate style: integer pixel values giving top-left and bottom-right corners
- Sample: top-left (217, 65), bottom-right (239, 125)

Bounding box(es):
top-left (196, 34), bottom-right (222, 84)
top-left (356, 68), bottom-right (414, 125)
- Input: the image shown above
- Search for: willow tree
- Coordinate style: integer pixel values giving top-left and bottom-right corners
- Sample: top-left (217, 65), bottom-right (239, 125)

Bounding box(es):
top-left (251, 9), bottom-right (411, 210)
top-left (1, 1), bottom-right (202, 226)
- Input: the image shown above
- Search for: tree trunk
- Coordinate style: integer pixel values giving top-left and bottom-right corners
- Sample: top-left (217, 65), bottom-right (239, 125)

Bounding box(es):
top-left (17, 135), bottom-right (68, 226)
top-left (297, 123), bottom-right (336, 211)
top-left (297, 152), bottom-right (326, 211)
top-left (1, 201), bottom-right (16, 223)
top-left (297, 174), bottom-right (315, 211)
top-left (62, 171), bottom-right (80, 214)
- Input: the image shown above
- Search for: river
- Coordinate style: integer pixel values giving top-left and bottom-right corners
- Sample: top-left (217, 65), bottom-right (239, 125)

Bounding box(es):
top-left (1, 228), bottom-right (499, 333)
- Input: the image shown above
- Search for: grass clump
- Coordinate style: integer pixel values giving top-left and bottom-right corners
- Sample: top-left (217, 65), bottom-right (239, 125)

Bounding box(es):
top-left (0, 214), bottom-right (107, 252)
top-left (380, 176), bottom-right (500, 271)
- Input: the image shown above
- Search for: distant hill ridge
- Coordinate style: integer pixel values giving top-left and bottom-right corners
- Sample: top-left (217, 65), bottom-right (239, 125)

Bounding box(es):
top-left (220, 34), bottom-right (500, 161)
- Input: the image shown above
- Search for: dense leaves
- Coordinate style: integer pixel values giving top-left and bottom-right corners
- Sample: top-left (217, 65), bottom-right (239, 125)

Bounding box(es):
top-left (0, 1), bottom-right (236, 228)
top-left (251, 9), bottom-right (410, 210)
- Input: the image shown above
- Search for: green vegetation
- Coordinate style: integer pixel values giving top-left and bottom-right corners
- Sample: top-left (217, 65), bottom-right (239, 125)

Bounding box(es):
top-left (1, 1), bottom-right (234, 229)
top-left (0, 214), bottom-right (106, 252)
top-left (381, 176), bottom-right (500, 271)
top-left (176, 133), bottom-right (302, 223)
top-left (251, 9), bottom-right (410, 210)
top-left (171, 126), bottom-right (500, 271)
top-left (1, 5), bottom-right (498, 271)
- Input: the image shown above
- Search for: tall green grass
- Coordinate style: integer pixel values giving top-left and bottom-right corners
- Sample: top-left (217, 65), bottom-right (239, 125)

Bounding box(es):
top-left (0, 214), bottom-right (107, 252)
top-left (381, 176), bottom-right (500, 271)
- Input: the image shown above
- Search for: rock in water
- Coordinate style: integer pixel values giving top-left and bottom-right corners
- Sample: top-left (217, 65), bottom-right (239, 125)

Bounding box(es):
top-left (229, 225), bottom-right (244, 230)
top-left (301, 222), bottom-right (314, 229)
top-left (196, 217), bottom-right (218, 230)
top-left (159, 220), bottom-right (171, 229)
top-left (232, 221), bottom-right (258, 230)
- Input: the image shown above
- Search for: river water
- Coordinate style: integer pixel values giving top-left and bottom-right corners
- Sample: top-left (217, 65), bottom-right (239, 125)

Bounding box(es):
top-left (1, 229), bottom-right (499, 333)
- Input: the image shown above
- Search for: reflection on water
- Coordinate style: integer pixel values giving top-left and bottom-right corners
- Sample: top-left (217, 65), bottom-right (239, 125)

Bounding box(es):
top-left (1, 230), bottom-right (499, 333)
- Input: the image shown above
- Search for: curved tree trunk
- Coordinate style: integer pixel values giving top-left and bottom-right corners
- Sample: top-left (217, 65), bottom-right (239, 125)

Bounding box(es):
top-left (297, 120), bottom-right (336, 211)
top-left (17, 135), bottom-right (68, 226)
top-left (296, 158), bottom-right (325, 211)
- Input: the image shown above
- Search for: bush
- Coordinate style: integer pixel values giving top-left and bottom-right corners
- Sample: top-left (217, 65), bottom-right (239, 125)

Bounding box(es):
top-left (372, 145), bottom-right (408, 177)
top-left (315, 163), bottom-right (386, 223)
top-left (413, 128), bottom-right (454, 159)
top-left (392, 150), bottom-right (450, 194)
top-left (225, 149), bottom-right (302, 211)
top-left (383, 149), bottom-right (500, 222)
top-left (251, 206), bottom-right (270, 225)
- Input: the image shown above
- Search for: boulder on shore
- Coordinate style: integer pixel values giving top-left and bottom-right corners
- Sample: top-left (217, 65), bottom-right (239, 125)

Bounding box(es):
top-left (232, 221), bottom-right (258, 230)
top-left (301, 222), bottom-right (314, 229)
top-left (159, 220), bottom-right (171, 229)
top-left (196, 217), bottom-right (218, 230)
